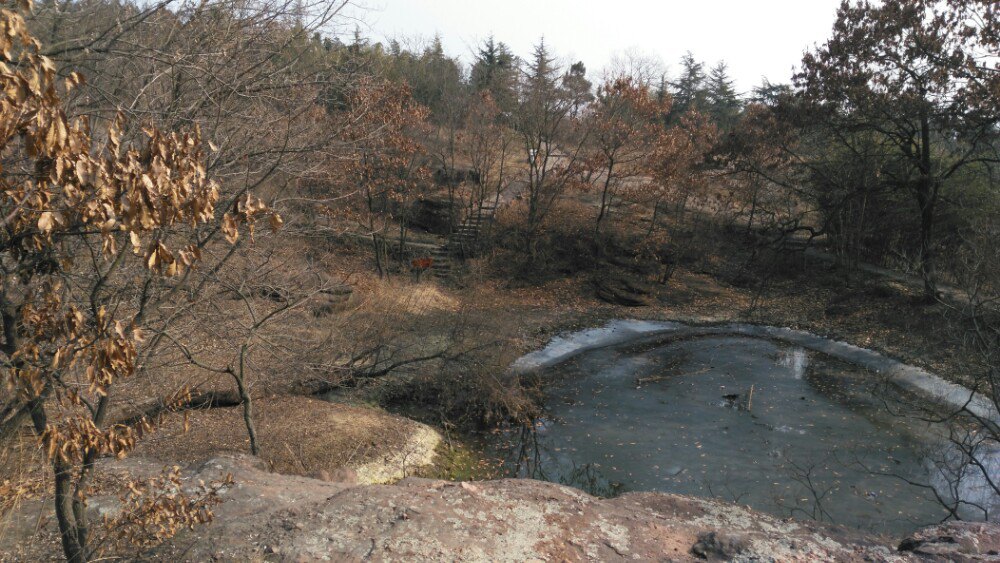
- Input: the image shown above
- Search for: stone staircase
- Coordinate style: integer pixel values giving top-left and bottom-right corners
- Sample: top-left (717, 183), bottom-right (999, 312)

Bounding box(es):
top-left (429, 244), bottom-right (454, 279)
top-left (431, 204), bottom-right (497, 281)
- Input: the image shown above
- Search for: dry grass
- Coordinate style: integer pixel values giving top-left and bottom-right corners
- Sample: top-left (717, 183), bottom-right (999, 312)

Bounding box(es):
top-left (367, 278), bottom-right (460, 316)
top-left (131, 395), bottom-right (436, 479)
top-left (0, 433), bottom-right (47, 550)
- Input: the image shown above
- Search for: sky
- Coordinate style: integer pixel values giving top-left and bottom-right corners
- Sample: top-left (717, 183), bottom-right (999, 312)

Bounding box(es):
top-left (341, 0), bottom-right (846, 94)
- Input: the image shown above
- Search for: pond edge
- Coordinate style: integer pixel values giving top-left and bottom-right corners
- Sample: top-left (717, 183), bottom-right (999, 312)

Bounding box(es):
top-left (512, 319), bottom-right (998, 423)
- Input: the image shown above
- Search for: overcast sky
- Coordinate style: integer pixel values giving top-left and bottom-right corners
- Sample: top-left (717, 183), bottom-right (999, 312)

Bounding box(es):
top-left (341, 0), bottom-right (845, 94)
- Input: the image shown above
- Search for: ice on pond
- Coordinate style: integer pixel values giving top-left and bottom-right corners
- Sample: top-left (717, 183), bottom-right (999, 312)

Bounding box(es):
top-left (501, 334), bottom-right (992, 534)
top-left (511, 319), bottom-right (680, 373)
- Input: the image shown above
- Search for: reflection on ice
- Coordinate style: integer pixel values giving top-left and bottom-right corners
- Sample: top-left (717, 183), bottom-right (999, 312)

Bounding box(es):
top-left (511, 319), bottom-right (679, 373)
top-left (779, 348), bottom-right (809, 379)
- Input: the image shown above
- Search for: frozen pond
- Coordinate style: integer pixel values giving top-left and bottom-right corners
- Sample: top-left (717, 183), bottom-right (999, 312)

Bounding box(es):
top-left (500, 335), bottom-right (967, 534)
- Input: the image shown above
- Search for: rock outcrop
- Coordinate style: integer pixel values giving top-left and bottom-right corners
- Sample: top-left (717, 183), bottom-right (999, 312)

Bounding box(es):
top-left (124, 455), bottom-right (997, 562)
top-left (408, 197), bottom-right (460, 235)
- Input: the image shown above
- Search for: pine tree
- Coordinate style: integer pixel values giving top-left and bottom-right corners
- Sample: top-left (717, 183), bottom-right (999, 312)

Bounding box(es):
top-left (656, 73), bottom-right (670, 105)
top-left (519, 38), bottom-right (562, 129)
top-left (470, 35), bottom-right (519, 116)
top-left (349, 26), bottom-right (367, 55)
top-left (707, 61), bottom-right (741, 130)
top-left (525, 38), bottom-right (559, 99)
top-left (750, 78), bottom-right (791, 107)
top-left (562, 61), bottom-right (593, 117)
top-left (416, 41), bottom-right (463, 123)
top-left (670, 51), bottom-right (707, 120)
top-left (426, 33), bottom-right (445, 59)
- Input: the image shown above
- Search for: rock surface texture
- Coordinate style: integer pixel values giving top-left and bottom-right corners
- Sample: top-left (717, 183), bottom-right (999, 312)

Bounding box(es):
top-left (137, 455), bottom-right (998, 562)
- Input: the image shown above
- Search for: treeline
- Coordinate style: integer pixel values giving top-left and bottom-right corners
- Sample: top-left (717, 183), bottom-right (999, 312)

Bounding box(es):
top-left (331, 32), bottom-right (745, 130)
top-left (301, 29), bottom-right (753, 279)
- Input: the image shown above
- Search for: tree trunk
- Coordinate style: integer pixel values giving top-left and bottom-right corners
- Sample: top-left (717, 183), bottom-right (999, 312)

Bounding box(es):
top-left (916, 111), bottom-right (938, 301)
top-left (646, 197), bottom-right (662, 239)
top-left (233, 344), bottom-right (260, 456)
top-left (745, 178), bottom-right (759, 236)
top-left (55, 460), bottom-right (86, 563)
top-left (30, 401), bottom-right (87, 563)
top-left (595, 159), bottom-right (614, 235)
top-left (526, 159), bottom-right (539, 234)
top-left (917, 185), bottom-right (937, 299)
top-left (397, 216), bottom-right (408, 263)
top-left (371, 232), bottom-right (384, 278)
top-left (71, 396), bottom-right (109, 553)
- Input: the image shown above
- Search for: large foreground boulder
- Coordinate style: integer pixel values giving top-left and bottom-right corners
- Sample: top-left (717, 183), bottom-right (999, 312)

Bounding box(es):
top-left (6, 454), bottom-right (999, 561)
top-left (109, 456), bottom-right (1000, 561)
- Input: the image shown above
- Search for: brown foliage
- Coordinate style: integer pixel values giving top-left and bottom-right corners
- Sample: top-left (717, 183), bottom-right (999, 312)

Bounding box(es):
top-left (99, 467), bottom-right (231, 555)
top-left (585, 76), bottom-right (671, 233)
top-left (0, 1), bottom-right (277, 560)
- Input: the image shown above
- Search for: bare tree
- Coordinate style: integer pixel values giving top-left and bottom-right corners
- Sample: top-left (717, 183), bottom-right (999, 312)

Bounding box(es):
top-left (515, 40), bottom-right (589, 244)
top-left (585, 76), bottom-right (669, 235)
